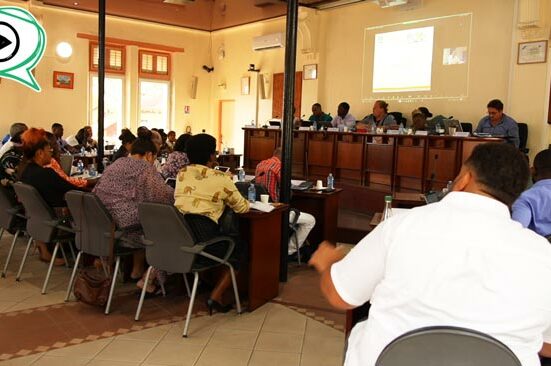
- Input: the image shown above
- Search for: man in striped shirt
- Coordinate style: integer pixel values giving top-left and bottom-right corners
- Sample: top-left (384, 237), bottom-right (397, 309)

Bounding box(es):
top-left (255, 148), bottom-right (315, 255)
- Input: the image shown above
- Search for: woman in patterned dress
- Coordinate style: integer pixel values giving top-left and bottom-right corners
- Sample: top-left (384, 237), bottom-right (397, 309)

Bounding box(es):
top-left (93, 129), bottom-right (174, 280)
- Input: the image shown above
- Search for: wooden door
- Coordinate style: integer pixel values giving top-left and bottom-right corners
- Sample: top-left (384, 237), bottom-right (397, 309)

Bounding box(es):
top-left (272, 72), bottom-right (302, 119)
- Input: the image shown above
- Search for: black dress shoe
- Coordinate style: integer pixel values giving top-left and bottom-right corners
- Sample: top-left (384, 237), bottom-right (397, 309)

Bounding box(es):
top-left (206, 299), bottom-right (232, 315)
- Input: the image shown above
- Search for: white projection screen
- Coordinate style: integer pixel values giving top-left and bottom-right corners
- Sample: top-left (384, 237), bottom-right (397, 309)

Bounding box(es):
top-left (373, 26), bottom-right (434, 93)
top-left (362, 13), bottom-right (472, 102)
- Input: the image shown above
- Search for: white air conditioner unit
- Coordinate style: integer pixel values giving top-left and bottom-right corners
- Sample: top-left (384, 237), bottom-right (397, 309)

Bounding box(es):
top-left (252, 33), bottom-right (284, 51)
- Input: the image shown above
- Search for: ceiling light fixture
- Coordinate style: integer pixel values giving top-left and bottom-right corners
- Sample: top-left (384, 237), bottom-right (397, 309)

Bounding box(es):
top-left (56, 42), bottom-right (73, 58)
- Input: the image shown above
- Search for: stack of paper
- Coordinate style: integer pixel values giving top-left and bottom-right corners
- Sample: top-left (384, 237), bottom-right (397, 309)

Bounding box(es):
top-left (250, 201), bottom-right (275, 213)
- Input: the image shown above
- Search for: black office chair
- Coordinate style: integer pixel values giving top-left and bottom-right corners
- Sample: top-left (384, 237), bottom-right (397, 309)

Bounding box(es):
top-left (389, 112), bottom-right (406, 126)
top-left (13, 182), bottom-right (75, 294)
top-left (136, 202), bottom-right (242, 337)
top-left (460, 122), bottom-right (473, 134)
top-left (64, 190), bottom-right (141, 314)
top-left (375, 326), bottom-right (521, 366)
top-left (518, 123), bottom-right (529, 154)
top-left (0, 186), bottom-right (29, 278)
top-left (235, 181), bottom-right (269, 201)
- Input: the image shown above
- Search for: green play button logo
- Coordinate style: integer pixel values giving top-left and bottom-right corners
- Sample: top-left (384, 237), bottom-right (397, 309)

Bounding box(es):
top-left (0, 7), bottom-right (46, 92)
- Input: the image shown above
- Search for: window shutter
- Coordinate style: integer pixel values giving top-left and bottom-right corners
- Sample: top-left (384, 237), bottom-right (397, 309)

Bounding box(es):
top-left (109, 49), bottom-right (123, 70)
top-left (139, 50), bottom-right (171, 80)
top-left (89, 42), bottom-right (125, 74)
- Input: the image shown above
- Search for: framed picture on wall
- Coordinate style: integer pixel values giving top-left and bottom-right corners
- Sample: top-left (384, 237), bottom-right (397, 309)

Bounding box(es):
top-left (517, 40), bottom-right (548, 64)
top-left (303, 64), bottom-right (317, 80)
top-left (53, 71), bottom-right (74, 89)
top-left (241, 76), bottom-right (250, 95)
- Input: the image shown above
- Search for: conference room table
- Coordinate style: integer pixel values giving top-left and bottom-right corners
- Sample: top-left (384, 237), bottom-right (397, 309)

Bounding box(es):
top-left (290, 188), bottom-right (342, 246)
top-left (234, 175), bottom-right (342, 248)
top-left (238, 204), bottom-right (288, 311)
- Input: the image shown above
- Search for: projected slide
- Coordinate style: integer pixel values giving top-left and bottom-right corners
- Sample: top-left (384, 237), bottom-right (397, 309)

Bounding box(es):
top-left (372, 26), bottom-right (434, 93)
top-left (361, 13), bottom-right (472, 102)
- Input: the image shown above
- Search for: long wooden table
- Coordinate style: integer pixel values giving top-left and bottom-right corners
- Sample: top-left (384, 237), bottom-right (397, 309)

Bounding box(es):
top-left (243, 128), bottom-right (502, 193)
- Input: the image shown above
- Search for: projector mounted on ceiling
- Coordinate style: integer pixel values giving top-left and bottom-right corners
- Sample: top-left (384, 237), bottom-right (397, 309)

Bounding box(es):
top-left (377, 0), bottom-right (408, 7)
top-left (163, 0), bottom-right (194, 5)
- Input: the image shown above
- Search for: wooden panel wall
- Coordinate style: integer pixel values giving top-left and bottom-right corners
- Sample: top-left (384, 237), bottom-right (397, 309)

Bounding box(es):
top-left (243, 129), bottom-right (503, 193)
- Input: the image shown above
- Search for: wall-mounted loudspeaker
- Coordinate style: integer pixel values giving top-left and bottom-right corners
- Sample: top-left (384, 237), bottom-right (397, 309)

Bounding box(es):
top-left (191, 76), bottom-right (198, 99)
top-left (258, 74), bottom-right (266, 99)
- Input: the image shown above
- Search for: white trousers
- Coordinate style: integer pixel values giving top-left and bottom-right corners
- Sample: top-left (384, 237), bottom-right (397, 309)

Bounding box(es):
top-left (288, 211), bottom-right (316, 255)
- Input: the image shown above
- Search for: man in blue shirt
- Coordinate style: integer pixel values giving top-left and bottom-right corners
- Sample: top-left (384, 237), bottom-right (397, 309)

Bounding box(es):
top-left (475, 99), bottom-right (519, 148)
top-left (512, 148), bottom-right (551, 237)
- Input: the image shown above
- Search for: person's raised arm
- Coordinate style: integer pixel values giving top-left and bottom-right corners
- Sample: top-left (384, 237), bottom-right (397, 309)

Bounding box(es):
top-left (309, 242), bottom-right (354, 310)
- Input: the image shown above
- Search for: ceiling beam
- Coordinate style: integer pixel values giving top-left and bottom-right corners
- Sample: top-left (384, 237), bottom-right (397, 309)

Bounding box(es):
top-left (76, 33), bottom-right (185, 52)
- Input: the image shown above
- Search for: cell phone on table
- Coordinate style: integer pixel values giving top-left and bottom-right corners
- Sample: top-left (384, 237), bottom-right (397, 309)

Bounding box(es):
top-left (214, 166), bottom-right (231, 173)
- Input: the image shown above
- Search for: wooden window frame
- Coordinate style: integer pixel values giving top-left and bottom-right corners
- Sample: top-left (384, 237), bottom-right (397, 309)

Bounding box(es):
top-left (89, 42), bottom-right (126, 75)
top-left (138, 50), bottom-right (171, 81)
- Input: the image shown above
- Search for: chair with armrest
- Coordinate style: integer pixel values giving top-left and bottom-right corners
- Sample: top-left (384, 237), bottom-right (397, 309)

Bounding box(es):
top-left (375, 325), bottom-right (521, 366)
top-left (64, 190), bottom-right (141, 314)
top-left (460, 122), bottom-right (473, 134)
top-left (12, 182), bottom-right (75, 294)
top-left (389, 112), bottom-right (406, 126)
top-left (0, 185), bottom-right (29, 278)
top-left (135, 202), bottom-right (241, 337)
top-left (518, 122), bottom-right (529, 154)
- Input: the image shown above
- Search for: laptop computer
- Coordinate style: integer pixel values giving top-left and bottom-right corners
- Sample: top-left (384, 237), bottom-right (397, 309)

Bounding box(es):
top-left (60, 154), bottom-right (73, 176)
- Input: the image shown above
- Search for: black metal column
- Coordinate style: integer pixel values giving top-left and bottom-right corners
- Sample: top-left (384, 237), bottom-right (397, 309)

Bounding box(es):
top-left (97, 0), bottom-right (105, 172)
top-left (279, 0), bottom-right (299, 282)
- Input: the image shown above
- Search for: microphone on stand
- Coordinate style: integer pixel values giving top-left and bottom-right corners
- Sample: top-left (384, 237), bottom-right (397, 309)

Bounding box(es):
top-left (426, 172), bottom-right (436, 194)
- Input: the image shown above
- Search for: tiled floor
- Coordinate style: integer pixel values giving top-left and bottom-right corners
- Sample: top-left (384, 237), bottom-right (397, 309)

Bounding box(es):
top-left (0, 233), bottom-right (345, 366)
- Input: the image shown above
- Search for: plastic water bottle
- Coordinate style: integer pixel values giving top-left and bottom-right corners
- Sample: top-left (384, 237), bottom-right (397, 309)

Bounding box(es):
top-left (369, 121), bottom-right (376, 133)
top-left (381, 195), bottom-right (393, 221)
top-left (238, 167), bottom-right (246, 182)
top-left (436, 122), bottom-right (443, 135)
top-left (442, 180), bottom-right (453, 195)
top-left (80, 146), bottom-right (85, 156)
top-left (89, 164), bottom-right (97, 177)
top-left (327, 173), bottom-right (334, 190)
top-left (77, 159), bottom-right (84, 174)
top-left (247, 183), bottom-right (256, 203)
top-left (398, 123), bottom-right (405, 134)
top-left (313, 120), bottom-right (317, 131)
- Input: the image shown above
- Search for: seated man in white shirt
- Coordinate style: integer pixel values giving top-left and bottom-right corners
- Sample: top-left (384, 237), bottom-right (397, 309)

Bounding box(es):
top-left (331, 102), bottom-right (356, 130)
top-left (310, 142), bottom-right (551, 366)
